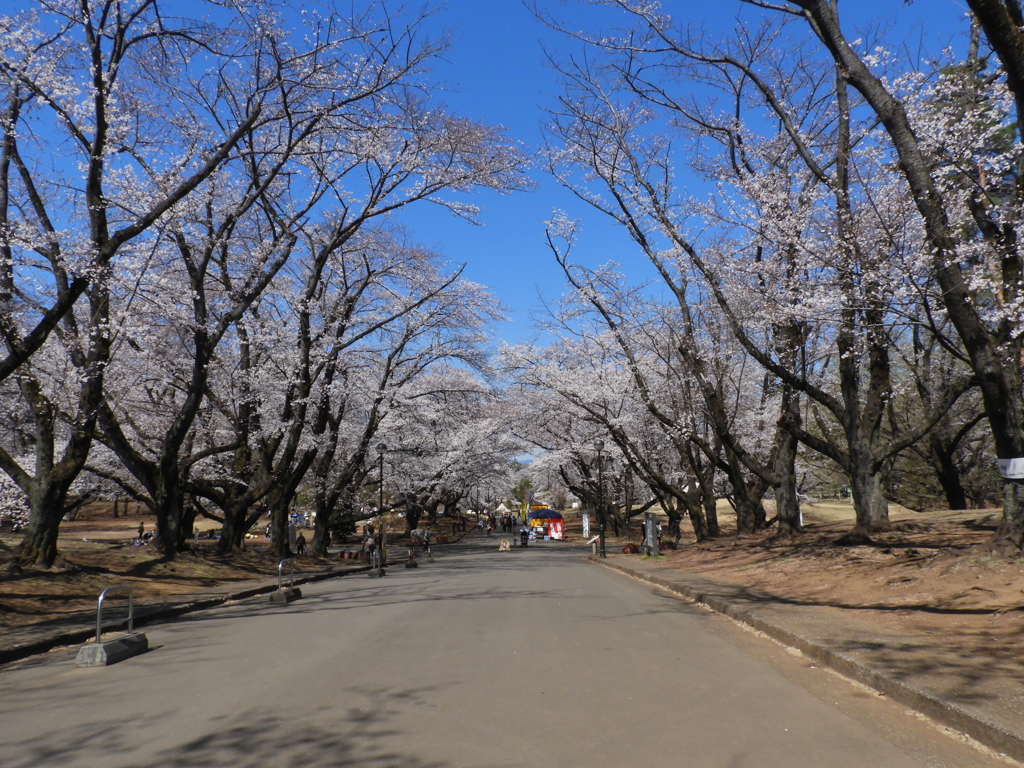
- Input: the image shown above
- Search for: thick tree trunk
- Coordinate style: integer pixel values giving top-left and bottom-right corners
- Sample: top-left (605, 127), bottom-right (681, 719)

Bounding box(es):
top-left (773, 434), bottom-right (803, 535)
top-left (725, 449), bottom-right (768, 535)
top-left (151, 466), bottom-right (183, 560)
top-left (733, 492), bottom-right (767, 535)
top-left (991, 479), bottom-right (1024, 554)
top-left (216, 493), bottom-right (252, 555)
top-left (773, 444), bottom-right (803, 539)
top-left (268, 491), bottom-right (294, 561)
top-left (662, 500), bottom-right (683, 542)
top-left (13, 391), bottom-right (101, 568)
top-left (846, 451), bottom-right (890, 539)
top-left (701, 485), bottom-right (720, 538)
top-left (17, 482), bottom-right (69, 568)
top-left (931, 436), bottom-right (970, 511)
top-left (311, 489), bottom-right (332, 557)
top-left (608, 506), bottom-right (620, 536)
top-left (688, 503), bottom-right (709, 540)
top-left (773, 387), bottom-right (803, 534)
top-left (179, 499), bottom-right (198, 551)
top-left (404, 500), bottom-right (422, 536)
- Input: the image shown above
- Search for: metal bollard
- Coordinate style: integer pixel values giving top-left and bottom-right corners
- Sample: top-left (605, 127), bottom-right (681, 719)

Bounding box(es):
top-left (76, 585), bottom-right (147, 666)
top-left (277, 558), bottom-right (295, 591)
top-left (270, 558), bottom-right (302, 603)
top-left (95, 585), bottom-right (134, 644)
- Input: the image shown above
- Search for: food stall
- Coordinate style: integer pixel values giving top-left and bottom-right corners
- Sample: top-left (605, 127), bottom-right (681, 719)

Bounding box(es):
top-left (527, 508), bottom-right (564, 540)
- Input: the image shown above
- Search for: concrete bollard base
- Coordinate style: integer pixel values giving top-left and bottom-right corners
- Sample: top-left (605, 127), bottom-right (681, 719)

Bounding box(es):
top-left (269, 587), bottom-right (302, 603)
top-left (76, 632), bottom-right (148, 667)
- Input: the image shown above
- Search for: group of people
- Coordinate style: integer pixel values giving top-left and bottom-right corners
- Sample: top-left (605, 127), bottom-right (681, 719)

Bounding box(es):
top-left (477, 513), bottom-right (520, 535)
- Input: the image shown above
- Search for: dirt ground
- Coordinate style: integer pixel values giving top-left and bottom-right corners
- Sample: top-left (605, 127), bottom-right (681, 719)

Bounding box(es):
top-left (0, 505), bottom-right (345, 629)
top-left (2, 501), bottom-right (1023, 674)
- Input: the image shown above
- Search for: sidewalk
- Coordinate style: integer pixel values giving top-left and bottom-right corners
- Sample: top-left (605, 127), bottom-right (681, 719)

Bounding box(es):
top-left (0, 561), bottom-right (369, 666)
top-left (591, 553), bottom-right (1024, 764)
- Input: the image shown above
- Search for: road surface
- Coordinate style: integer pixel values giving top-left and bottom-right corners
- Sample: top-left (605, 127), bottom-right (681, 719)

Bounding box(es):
top-left (0, 536), bottom-right (1009, 767)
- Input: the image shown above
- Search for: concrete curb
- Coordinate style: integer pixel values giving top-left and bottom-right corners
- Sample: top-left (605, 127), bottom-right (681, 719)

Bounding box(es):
top-left (590, 556), bottom-right (1024, 763)
top-left (0, 563), bottom-right (369, 667)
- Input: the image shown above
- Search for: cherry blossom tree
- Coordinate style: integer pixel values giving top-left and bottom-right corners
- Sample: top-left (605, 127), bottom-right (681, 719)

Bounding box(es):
top-left (0, 1), bottom-right (292, 565)
top-left (503, 322), bottom-right (731, 539)
top-left (78, 2), bottom-right (528, 559)
top-left (741, 0), bottom-right (1024, 549)
top-left (538, 4), bottom-right (977, 541)
top-left (384, 365), bottom-right (523, 539)
top-left (250, 236), bottom-right (504, 557)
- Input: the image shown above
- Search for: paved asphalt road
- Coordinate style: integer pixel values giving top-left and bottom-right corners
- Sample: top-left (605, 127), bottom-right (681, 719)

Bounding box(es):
top-left (0, 537), bottom-right (1010, 768)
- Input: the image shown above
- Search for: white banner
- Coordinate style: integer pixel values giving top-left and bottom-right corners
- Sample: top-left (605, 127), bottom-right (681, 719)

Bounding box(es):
top-left (582, 512), bottom-right (590, 538)
top-left (997, 458), bottom-right (1024, 479)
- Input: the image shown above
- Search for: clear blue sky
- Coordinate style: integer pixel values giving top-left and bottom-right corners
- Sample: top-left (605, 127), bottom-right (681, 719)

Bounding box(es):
top-left (395, 0), bottom-right (973, 345)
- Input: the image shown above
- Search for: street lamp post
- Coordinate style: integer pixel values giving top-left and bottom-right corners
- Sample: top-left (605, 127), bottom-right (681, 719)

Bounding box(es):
top-left (377, 443), bottom-right (387, 574)
top-left (594, 438), bottom-right (606, 558)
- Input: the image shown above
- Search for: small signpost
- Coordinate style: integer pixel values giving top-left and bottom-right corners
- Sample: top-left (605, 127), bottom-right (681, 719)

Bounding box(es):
top-left (644, 512), bottom-right (659, 556)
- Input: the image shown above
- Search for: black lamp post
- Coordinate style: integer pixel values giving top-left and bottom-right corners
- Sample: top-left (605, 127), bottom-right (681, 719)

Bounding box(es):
top-left (377, 443), bottom-right (387, 573)
top-left (594, 438), bottom-right (606, 558)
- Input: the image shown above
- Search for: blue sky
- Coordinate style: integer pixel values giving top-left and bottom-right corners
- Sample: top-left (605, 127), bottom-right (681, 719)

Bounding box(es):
top-left (394, 0), bottom-right (974, 345)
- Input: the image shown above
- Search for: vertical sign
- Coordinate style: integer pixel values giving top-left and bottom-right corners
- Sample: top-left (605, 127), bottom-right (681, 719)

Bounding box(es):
top-left (645, 512), bottom-right (658, 556)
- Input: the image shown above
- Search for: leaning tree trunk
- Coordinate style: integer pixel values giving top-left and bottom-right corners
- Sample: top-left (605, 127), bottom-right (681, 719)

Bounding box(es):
top-left (662, 499), bottom-right (683, 542)
top-left (685, 499), bottom-right (709, 541)
top-left (930, 435), bottom-right (969, 511)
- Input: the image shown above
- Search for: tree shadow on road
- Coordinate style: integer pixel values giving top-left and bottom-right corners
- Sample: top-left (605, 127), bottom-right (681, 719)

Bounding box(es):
top-left (1, 682), bottom-right (452, 768)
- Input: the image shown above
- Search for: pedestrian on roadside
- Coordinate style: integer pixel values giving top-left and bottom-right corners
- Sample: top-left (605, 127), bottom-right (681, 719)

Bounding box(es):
top-left (295, 532), bottom-right (306, 555)
top-left (138, 522), bottom-right (144, 540)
